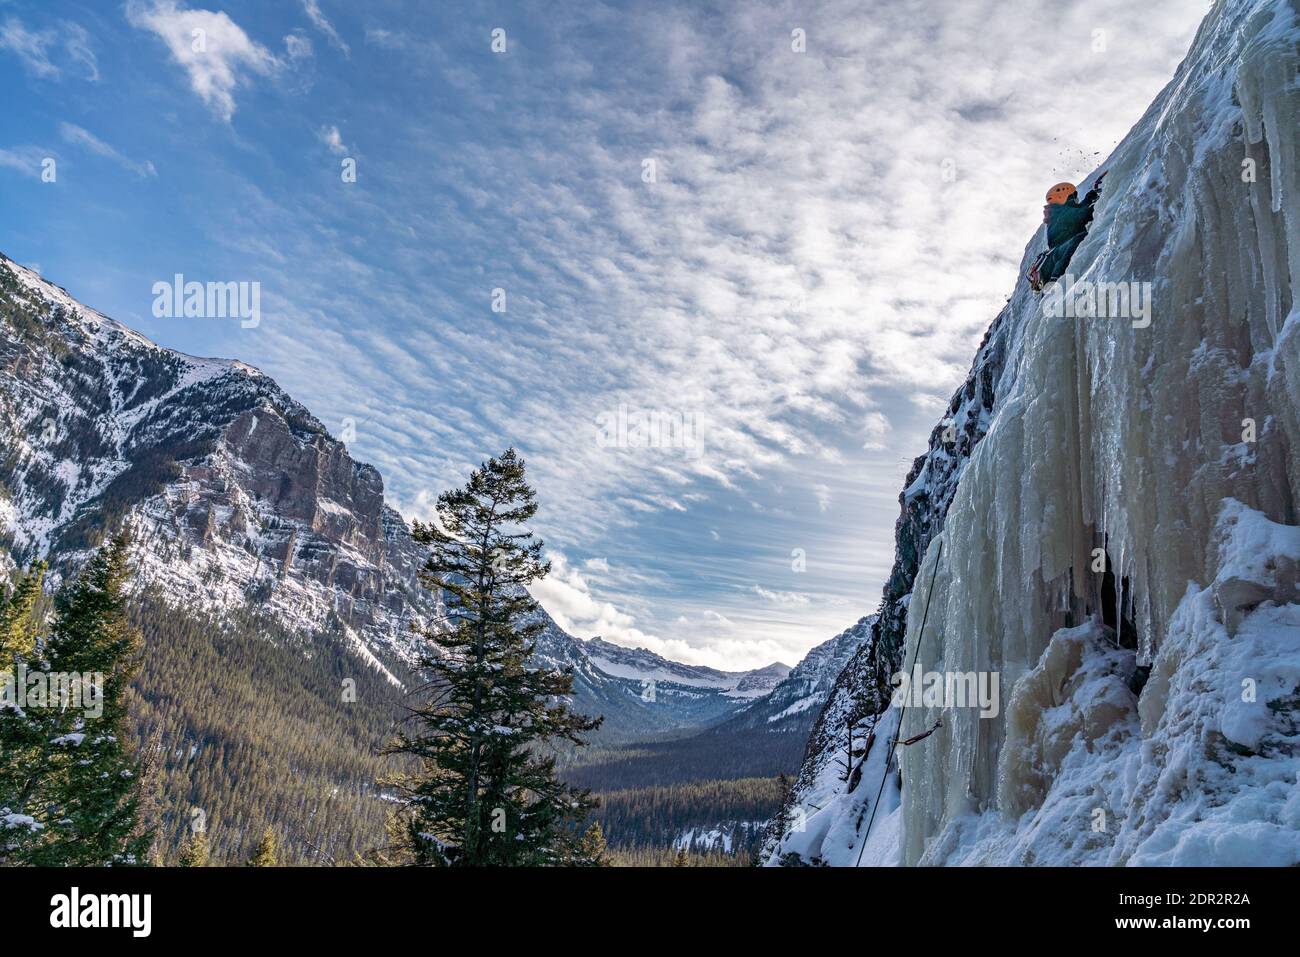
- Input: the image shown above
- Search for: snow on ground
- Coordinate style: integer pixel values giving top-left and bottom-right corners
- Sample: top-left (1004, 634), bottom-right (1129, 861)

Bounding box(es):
top-left (673, 821), bottom-right (766, 854)
top-left (767, 695), bottom-right (819, 723)
top-left (766, 707), bottom-right (902, 866)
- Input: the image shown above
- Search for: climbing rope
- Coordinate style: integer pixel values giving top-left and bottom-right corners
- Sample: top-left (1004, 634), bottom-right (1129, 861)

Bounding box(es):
top-left (855, 535), bottom-right (945, 867)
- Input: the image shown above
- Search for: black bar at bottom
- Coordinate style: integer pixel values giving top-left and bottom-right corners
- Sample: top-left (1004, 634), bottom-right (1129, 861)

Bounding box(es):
top-left (0, 865), bottom-right (1286, 943)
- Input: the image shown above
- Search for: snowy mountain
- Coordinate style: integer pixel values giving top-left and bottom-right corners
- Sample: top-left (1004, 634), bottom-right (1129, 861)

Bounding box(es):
top-left (0, 253), bottom-right (439, 680)
top-left (714, 615), bottom-right (874, 736)
top-left (530, 620), bottom-right (791, 740)
top-left (563, 615), bottom-right (873, 792)
top-left (583, 636), bottom-right (789, 698)
top-left (767, 0), bottom-right (1299, 866)
top-left (0, 251), bottom-right (794, 743)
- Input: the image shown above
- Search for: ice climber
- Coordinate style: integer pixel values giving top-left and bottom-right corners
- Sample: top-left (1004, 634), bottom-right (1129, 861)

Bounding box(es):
top-left (1028, 172), bottom-right (1106, 292)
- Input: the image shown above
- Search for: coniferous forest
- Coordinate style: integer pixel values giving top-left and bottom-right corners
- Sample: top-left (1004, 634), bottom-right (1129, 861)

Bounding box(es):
top-left (3, 452), bottom-right (782, 867)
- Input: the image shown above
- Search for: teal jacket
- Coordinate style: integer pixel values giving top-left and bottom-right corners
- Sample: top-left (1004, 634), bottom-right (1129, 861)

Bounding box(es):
top-left (1045, 191), bottom-right (1097, 246)
top-left (1038, 183), bottom-right (1102, 284)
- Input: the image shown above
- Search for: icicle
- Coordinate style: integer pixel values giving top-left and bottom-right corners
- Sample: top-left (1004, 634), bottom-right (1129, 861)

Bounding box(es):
top-left (1115, 538), bottom-right (1124, 649)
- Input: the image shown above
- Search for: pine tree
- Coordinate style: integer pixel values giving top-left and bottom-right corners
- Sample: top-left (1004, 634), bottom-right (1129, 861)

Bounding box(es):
top-left (249, 826), bottom-right (279, 866)
top-left (0, 537), bottom-right (149, 865)
top-left (773, 772), bottom-right (798, 841)
top-left (178, 829), bottom-right (210, 867)
top-left (575, 821), bottom-right (609, 866)
top-left (43, 535), bottom-right (148, 864)
top-left (0, 562), bottom-right (44, 661)
top-left (0, 563), bottom-right (48, 863)
top-left (384, 449), bottom-right (602, 866)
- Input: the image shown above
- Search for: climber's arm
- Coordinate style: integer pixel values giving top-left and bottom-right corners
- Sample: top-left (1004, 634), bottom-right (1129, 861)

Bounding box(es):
top-left (1082, 170), bottom-right (1108, 209)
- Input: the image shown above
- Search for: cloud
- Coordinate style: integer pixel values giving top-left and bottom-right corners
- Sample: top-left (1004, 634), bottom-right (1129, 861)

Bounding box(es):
top-left (0, 145), bottom-right (51, 178)
top-left (0, 17), bottom-right (98, 80)
top-left (301, 0), bottom-right (349, 55)
top-left (285, 32), bottom-right (312, 65)
top-left (528, 551), bottom-right (669, 653)
top-left (751, 585), bottom-right (811, 606)
top-left (0, 17), bottom-right (55, 77)
top-left (104, 0), bottom-right (1210, 669)
top-left (862, 411), bottom-right (891, 451)
top-left (126, 0), bottom-right (279, 121)
top-left (522, 552), bottom-right (766, 667)
top-left (812, 483), bottom-right (832, 513)
top-left (62, 23), bottom-right (99, 81)
top-left (363, 28), bottom-right (401, 49)
top-left (317, 124), bottom-right (348, 156)
top-left (59, 123), bottom-right (156, 177)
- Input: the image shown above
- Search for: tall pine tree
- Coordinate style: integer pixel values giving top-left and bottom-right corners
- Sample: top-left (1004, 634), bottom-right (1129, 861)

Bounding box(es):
top-left (0, 535), bottom-right (149, 865)
top-left (0, 563), bottom-right (47, 861)
top-left (385, 449), bottom-right (602, 866)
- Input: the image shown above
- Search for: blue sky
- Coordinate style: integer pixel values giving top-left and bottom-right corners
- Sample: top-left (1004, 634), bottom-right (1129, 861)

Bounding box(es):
top-left (0, 0), bottom-right (1208, 669)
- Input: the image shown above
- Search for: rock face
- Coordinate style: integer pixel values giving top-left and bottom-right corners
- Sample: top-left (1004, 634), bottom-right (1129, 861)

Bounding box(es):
top-left (769, 0), bottom-right (1300, 867)
top-left (732, 662), bottom-right (794, 697)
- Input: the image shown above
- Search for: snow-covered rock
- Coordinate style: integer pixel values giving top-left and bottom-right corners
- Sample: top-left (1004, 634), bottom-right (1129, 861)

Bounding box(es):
top-left (530, 619), bottom-right (791, 739)
top-left (583, 635), bottom-right (789, 698)
top-left (915, 502), bottom-right (1299, 866)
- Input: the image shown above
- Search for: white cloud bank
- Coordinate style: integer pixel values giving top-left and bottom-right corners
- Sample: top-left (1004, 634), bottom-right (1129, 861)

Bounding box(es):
top-left (126, 0), bottom-right (280, 121)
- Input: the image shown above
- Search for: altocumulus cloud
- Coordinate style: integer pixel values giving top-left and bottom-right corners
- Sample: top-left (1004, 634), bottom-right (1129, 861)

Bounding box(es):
top-left (0, 16), bottom-right (99, 80)
top-left (15, 0), bottom-right (1210, 668)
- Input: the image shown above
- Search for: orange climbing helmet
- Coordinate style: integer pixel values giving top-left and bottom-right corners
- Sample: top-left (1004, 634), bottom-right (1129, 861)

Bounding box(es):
top-left (1046, 182), bottom-right (1078, 205)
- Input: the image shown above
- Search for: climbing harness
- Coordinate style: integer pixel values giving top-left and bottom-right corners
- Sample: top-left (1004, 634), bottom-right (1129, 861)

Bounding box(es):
top-left (1028, 251), bottom-right (1048, 292)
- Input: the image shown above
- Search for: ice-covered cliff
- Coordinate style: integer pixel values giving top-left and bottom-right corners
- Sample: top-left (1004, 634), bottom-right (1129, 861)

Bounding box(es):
top-left (769, 0), bottom-right (1299, 866)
